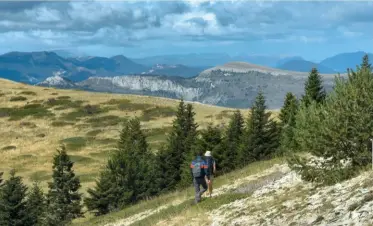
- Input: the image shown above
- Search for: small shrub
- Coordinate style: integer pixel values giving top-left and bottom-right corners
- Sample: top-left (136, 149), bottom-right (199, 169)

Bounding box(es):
top-left (10, 96), bottom-right (27, 101)
top-left (348, 202), bottom-right (360, 211)
top-left (86, 129), bottom-right (102, 137)
top-left (19, 121), bottom-right (37, 128)
top-left (61, 105), bottom-right (108, 121)
top-left (363, 192), bottom-right (373, 203)
top-left (57, 96), bottom-right (71, 100)
top-left (215, 110), bottom-right (234, 120)
top-left (51, 121), bottom-right (74, 127)
top-left (30, 99), bottom-right (43, 104)
top-left (103, 98), bottom-right (152, 111)
top-left (60, 137), bottom-right (87, 151)
top-left (8, 105), bottom-right (54, 121)
top-left (23, 103), bottom-right (42, 109)
top-left (36, 133), bottom-right (46, 138)
top-left (51, 93), bottom-right (58, 95)
top-left (18, 91), bottom-right (37, 96)
top-left (141, 106), bottom-right (176, 121)
top-left (0, 108), bottom-right (11, 117)
top-left (86, 115), bottom-right (122, 127)
top-left (44, 98), bottom-right (82, 109)
top-left (1, 145), bottom-right (16, 151)
top-left (0, 92), bottom-right (5, 97)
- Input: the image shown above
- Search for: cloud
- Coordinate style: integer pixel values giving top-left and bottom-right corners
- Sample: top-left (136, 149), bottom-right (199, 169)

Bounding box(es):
top-left (0, 0), bottom-right (371, 56)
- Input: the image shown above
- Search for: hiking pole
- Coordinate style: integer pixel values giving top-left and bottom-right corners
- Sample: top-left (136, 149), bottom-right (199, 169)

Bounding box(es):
top-left (370, 139), bottom-right (373, 170)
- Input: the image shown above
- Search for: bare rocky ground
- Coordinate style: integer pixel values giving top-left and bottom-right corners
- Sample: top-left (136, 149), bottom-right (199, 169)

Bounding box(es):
top-left (105, 164), bottom-right (373, 226)
top-left (209, 165), bottom-right (373, 226)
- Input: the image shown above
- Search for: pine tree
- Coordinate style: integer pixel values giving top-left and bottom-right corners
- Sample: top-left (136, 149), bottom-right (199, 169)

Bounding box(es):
top-left (179, 104), bottom-right (199, 188)
top-left (279, 92), bottom-right (299, 154)
top-left (200, 124), bottom-right (223, 152)
top-left (84, 170), bottom-right (119, 216)
top-left (240, 91), bottom-right (279, 164)
top-left (86, 117), bottom-right (154, 214)
top-left (26, 181), bottom-right (46, 226)
top-left (290, 56), bottom-right (373, 184)
top-left (301, 68), bottom-right (326, 107)
top-left (279, 92), bottom-right (298, 126)
top-left (162, 100), bottom-right (187, 190)
top-left (0, 169), bottom-right (30, 226)
top-left (46, 146), bottom-right (83, 226)
top-left (215, 110), bottom-right (244, 173)
top-left (361, 54), bottom-right (372, 71)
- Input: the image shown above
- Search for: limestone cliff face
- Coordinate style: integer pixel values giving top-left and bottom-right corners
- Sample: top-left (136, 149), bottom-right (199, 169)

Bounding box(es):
top-left (38, 62), bottom-right (343, 109)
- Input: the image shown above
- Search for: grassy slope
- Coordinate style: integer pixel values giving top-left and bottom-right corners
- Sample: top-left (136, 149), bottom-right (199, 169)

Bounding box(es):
top-left (0, 78), bottom-right (258, 191)
top-left (0, 78), bottom-right (280, 225)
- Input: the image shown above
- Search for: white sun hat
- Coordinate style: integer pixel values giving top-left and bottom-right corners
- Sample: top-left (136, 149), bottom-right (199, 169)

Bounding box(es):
top-left (205, 151), bottom-right (212, 157)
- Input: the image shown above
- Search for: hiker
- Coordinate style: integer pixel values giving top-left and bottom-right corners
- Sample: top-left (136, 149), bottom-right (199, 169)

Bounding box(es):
top-left (204, 150), bottom-right (216, 197)
top-left (190, 151), bottom-right (210, 204)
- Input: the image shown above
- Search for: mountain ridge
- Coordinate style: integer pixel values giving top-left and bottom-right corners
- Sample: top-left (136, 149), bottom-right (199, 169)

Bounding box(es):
top-left (37, 61), bottom-right (345, 109)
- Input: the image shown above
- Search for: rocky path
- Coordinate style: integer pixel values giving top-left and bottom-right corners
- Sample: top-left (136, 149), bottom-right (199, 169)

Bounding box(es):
top-left (104, 164), bottom-right (373, 226)
top-left (210, 167), bottom-right (373, 226)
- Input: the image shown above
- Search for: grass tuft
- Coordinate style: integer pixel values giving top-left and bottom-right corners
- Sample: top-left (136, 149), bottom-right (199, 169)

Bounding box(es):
top-left (86, 115), bottom-right (123, 127)
top-left (60, 137), bottom-right (87, 151)
top-left (10, 96), bottom-right (27, 101)
top-left (1, 145), bottom-right (17, 151)
top-left (141, 106), bottom-right (176, 121)
top-left (18, 91), bottom-right (37, 96)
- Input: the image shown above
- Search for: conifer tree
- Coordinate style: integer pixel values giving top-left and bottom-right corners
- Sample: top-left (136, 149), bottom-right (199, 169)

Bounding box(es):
top-left (0, 170), bottom-right (30, 226)
top-left (0, 172), bottom-right (3, 187)
top-left (279, 92), bottom-right (299, 154)
top-left (162, 100), bottom-right (187, 190)
top-left (301, 68), bottom-right (326, 107)
top-left (26, 181), bottom-right (46, 226)
top-left (86, 117), bottom-right (154, 214)
top-left (240, 91), bottom-right (279, 164)
top-left (200, 124), bottom-right (223, 152)
top-left (84, 170), bottom-right (119, 216)
top-left (46, 146), bottom-right (83, 226)
top-left (290, 56), bottom-right (373, 184)
top-left (279, 92), bottom-right (298, 126)
top-left (361, 54), bottom-right (372, 71)
top-left (179, 104), bottom-right (199, 188)
top-left (215, 110), bottom-right (244, 173)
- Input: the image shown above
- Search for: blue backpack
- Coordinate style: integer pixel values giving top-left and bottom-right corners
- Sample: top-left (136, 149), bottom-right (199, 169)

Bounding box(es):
top-left (192, 160), bottom-right (203, 178)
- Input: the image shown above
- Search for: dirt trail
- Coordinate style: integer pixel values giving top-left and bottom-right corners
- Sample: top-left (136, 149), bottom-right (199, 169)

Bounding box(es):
top-left (105, 163), bottom-right (289, 226)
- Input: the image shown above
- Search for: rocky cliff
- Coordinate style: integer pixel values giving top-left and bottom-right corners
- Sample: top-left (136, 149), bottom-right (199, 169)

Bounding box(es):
top-left (38, 62), bottom-right (344, 109)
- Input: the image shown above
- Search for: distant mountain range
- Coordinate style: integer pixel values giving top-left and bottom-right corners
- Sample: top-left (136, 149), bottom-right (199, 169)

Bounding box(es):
top-left (1, 50), bottom-right (370, 85)
top-left (320, 51), bottom-right (373, 72)
top-left (0, 51), bottom-right (207, 84)
top-left (277, 59), bottom-right (336, 74)
top-left (37, 62), bottom-right (347, 109)
top-left (0, 50), bottom-right (371, 108)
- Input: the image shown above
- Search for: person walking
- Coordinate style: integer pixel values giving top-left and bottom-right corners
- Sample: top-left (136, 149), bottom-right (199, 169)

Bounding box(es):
top-left (204, 150), bottom-right (216, 197)
top-left (190, 151), bottom-right (210, 204)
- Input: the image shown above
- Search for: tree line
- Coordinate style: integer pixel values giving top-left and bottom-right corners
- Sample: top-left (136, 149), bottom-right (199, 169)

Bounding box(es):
top-left (0, 54), bottom-right (371, 225)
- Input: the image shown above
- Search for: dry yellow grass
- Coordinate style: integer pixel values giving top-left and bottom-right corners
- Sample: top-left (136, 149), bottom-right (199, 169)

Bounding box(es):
top-left (0, 78), bottom-right (278, 193)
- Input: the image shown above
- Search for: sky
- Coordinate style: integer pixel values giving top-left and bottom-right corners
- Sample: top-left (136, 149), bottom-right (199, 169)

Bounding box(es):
top-left (0, 0), bottom-right (372, 62)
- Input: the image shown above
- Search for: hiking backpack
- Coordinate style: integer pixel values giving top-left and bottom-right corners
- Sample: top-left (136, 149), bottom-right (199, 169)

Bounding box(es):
top-left (192, 160), bottom-right (203, 178)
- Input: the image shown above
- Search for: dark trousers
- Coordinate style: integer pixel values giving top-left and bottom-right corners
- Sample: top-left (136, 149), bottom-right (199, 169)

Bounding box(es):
top-left (193, 177), bottom-right (207, 203)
